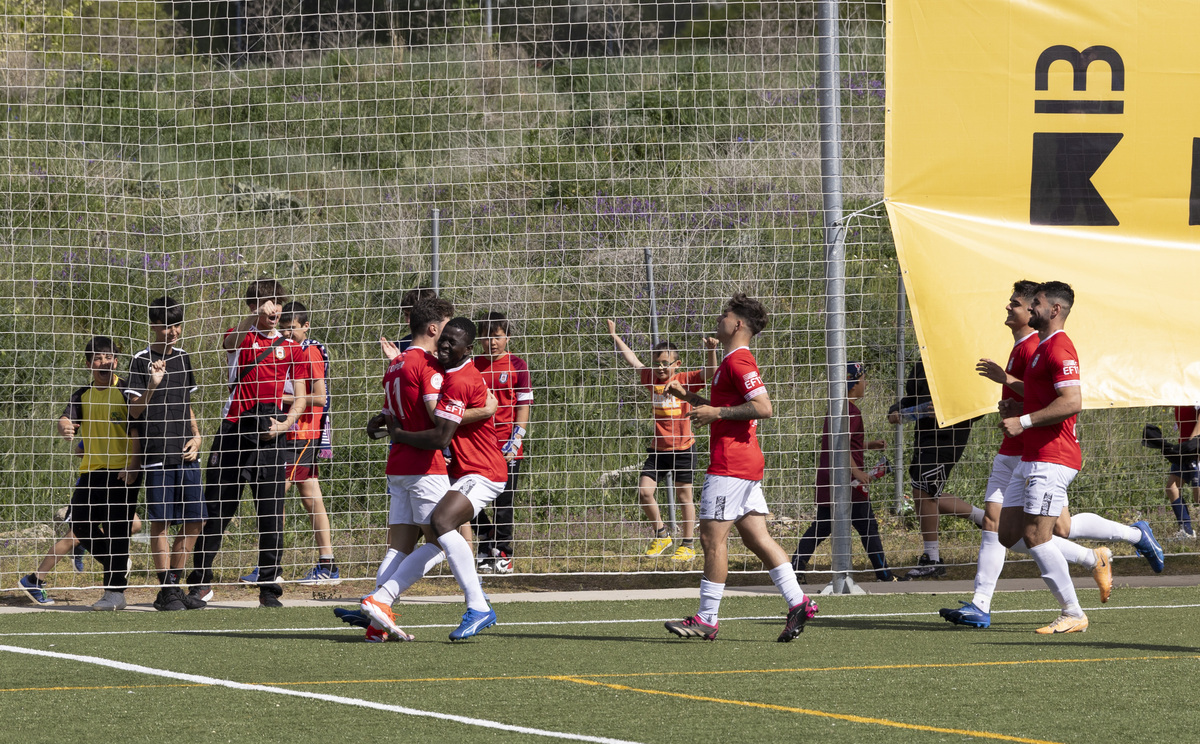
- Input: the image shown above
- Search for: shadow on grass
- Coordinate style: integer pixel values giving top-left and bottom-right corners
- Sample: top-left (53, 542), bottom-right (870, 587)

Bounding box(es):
top-left (985, 639), bottom-right (1200, 655)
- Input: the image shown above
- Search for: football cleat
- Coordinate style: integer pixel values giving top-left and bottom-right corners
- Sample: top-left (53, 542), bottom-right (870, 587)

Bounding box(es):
top-left (777, 597), bottom-right (819, 642)
top-left (361, 595), bottom-right (412, 640)
top-left (664, 614), bottom-right (719, 640)
top-left (450, 607), bottom-right (498, 641)
top-left (1035, 613), bottom-right (1088, 635)
top-left (645, 536), bottom-right (673, 557)
top-left (334, 607), bottom-right (371, 629)
top-left (493, 550), bottom-right (513, 574)
top-left (364, 625), bottom-right (389, 643)
top-left (939, 600), bottom-right (991, 628)
top-left (1091, 547), bottom-right (1113, 603)
top-left (1131, 520), bottom-right (1165, 573)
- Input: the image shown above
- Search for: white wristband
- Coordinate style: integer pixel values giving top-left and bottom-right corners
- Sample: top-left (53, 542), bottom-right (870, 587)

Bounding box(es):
top-left (1019, 414), bottom-right (1033, 430)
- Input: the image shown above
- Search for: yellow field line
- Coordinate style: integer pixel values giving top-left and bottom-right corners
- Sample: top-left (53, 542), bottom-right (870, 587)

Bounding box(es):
top-left (3, 654), bottom-right (1195, 694)
top-left (556, 676), bottom-right (1062, 744)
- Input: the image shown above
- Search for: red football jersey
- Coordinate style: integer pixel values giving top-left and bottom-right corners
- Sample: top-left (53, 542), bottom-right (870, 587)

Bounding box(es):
top-left (1175, 405), bottom-right (1199, 441)
top-left (1021, 330), bottom-right (1082, 469)
top-left (707, 347), bottom-right (767, 480)
top-left (997, 332), bottom-right (1040, 457)
top-left (472, 352), bottom-right (533, 459)
top-left (224, 329), bottom-right (306, 424)
top-left (435, 360), bottom-right (508, 482)
top-left (382, 346), bottom-right (447, 476)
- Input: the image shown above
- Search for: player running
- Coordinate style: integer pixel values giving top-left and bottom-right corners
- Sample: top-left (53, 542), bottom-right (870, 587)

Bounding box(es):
top-left (364, 317), bottom-right (507, 641)
top-left (662, 294), bottom-right (817, 642)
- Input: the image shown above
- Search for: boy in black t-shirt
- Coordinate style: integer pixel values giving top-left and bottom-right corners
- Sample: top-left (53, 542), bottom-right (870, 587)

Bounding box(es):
top-left (127, 297), bottom-right (207, 611)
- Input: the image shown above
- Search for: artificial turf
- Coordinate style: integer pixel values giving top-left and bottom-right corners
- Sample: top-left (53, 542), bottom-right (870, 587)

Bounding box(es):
top-left (1, 587), bottom-right (1197, 743)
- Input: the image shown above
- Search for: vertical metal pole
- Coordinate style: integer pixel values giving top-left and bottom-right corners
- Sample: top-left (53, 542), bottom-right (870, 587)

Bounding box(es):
top-left (431, 208), bottom-right (441, 292)
top-left (819, 0), bottom-right (852, 594)
top-left (644, 247), bottom-right (677, 532)
top-left (484, 0), bottom-right (493, 39)
top-left (895, 277), bottom-right (907, 513)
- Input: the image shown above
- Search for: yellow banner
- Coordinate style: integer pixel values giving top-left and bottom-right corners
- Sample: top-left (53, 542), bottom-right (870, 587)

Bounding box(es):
top-left (885, 0), bottom-right (1200, 425)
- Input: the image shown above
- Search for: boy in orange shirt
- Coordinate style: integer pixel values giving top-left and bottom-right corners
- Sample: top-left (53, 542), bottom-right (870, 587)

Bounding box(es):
top-left (606, 320), bottom-right (718, 561)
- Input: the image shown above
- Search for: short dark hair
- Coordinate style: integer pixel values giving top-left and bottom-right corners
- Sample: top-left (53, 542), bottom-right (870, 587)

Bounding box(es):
top-left (410, 297), bottom-right (455, 335)
top-left (476, 311), bottom-right (510, 338)
top-left (401, 287), bottom-right (436, 314)
top-left (1037, 280), bottom-right (1075, 311)
top-left (724, 293), bottom-right (768, 336)
top-left (148, 296), bottom-right (184, 326)
top-left (245, 278), bottom-right (286, 308)
top-left (84, 336), bottom-right (117, 364)
top-left (445, 316), bottom-right (478, 345)
top-left (1012, 280), bottom-right (1040, 301)
top-left (651, 340), bottom-right (680, 355)
top-left (281, 301), bottom-right (309, 326)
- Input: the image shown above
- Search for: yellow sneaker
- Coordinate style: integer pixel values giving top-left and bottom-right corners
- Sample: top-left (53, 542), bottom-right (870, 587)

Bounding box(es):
top-left (1091, 547), bottom-right (1113, 603)
top-left (1035, 613), bottom-right (1088, 634)
top-left (670, 545), bottom-right (697, 562)
top-left (645, 536), bottom-right (674, 556)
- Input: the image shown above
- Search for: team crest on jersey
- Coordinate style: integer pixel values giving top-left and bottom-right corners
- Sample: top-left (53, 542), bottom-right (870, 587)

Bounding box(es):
top-left (1062, 359), bottom-right (1079, 376)
top-left (500, 372), bottom-right (508, 384)
top-left (1031, 353), bottom-right (1041, 368)
top-left (274, 346), bottom-right (286, 360)
top-left (431, 373), bottom-right (443, 390)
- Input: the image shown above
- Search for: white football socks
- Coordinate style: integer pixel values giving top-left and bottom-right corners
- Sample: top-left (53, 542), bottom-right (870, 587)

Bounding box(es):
top-left (768, 563), bottom-right (806, 608)
top-left (970, 531), bottom-right (1005, 613)
top-left (438, 529), bottom-right (490, 613)
top-left (373, 542), bottom-right (443, 605)
top-left (698, 578), bottom-right (724, 625)
top-left (1068, 513), bottom-right (1142, 544)
top-left (1029, 542), bottom-right (1083, 616)
top-left (375, 548), bottom-right (404, 588)
top-left (969, 507), bottom-right (985, 528)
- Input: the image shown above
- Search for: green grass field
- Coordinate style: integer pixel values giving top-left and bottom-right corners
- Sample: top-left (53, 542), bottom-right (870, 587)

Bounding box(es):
top-left (2, 587), bottom-right (1197, 743)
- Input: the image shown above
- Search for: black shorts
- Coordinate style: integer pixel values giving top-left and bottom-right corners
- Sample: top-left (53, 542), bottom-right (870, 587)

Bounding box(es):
top-left (285, 440), bottom-right (319, 482)
top-left (640, 448), bottom-right (695, 485)
top-left (908, 441), bottom-right (968, 497)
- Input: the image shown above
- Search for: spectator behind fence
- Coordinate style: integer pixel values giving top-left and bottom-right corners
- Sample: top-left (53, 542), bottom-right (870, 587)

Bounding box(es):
top-left (791, 363), bottom-right (899, 584)
top-left (126, 296), bottom-right (207, 612)
top-left (188, 279), bottom-right (308, 608)
top-left (19, 337), bottom-right (142, 611)
top-left (605, 319), bottom-right (718, 562)
top-left (471, 311), bottom-right (533, 574)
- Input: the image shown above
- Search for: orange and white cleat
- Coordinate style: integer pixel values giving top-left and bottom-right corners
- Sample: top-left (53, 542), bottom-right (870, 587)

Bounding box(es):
top-left (1035, 613), bottom-right (1089, 635)
top-left (361, 595), bottom-right (414, 641)
top-left (1091, 547), bottom-right (1113, 603)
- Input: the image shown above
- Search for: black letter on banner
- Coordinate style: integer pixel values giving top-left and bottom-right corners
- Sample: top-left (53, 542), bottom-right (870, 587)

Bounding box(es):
top-left (1030, 132), bottom-right (1122, 226)
top-left (1034, 45), bottom-right (1125, 91)
top-left (1191, 138), bottom-right (1200, 225)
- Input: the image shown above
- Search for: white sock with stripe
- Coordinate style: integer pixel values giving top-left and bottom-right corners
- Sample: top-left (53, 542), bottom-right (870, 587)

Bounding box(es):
top-left (768, 563), bottom-right (806, 608)
top-left (698, 578), bottom-right (724, 626)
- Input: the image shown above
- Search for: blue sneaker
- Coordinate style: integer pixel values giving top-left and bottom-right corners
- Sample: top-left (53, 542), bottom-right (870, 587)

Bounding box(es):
top-left (72, 544), bottom-right (85, 573)
top-left (449, 607), bottom-right (497, 641)
top-left (298, 564), bottom-right (342, 586)
top-left (239, 567), bottom-right (260, 584)
top-left (18, 574), bottom-right (54, 606)
top-left (334, 607), bottom-right (371, 629)
top-left (1132, 520), bottom-right (1165, 573)
top-left (939, 600), bottom-right (990, 628)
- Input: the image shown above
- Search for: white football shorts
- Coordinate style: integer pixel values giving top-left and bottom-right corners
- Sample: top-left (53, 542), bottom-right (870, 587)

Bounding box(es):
top-left (387, 473), bottom-right (452, 526)
top-left (699, 474), bottom-right (769, 521)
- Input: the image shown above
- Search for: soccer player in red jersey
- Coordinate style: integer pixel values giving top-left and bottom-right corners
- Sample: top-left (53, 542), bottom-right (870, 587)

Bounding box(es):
top-left (189, 287), bottom-right (308, 608)
top-left (471, 311), bottom-right (533, 573)
top-left (997, 281), bottom-right (1163, 634)
top-left (367, 318), bottom-right (507, 640)
top-left (1163, 404), bottom-right (1200, 538)
top-left (943, 281), bottom-right (1112, 628)
top-left (662, 294), bottom-right (817, 642)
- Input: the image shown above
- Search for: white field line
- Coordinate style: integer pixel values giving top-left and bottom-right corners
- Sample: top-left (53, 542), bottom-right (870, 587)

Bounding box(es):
top-left (1, 602), bottom-right (1199, 638)
top-left (0, 645), bottom-right (642, 744)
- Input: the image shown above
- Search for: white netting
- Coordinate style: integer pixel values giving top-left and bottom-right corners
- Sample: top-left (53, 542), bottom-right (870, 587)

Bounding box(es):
top-left (0, 1), bottom-right (1186, 598)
